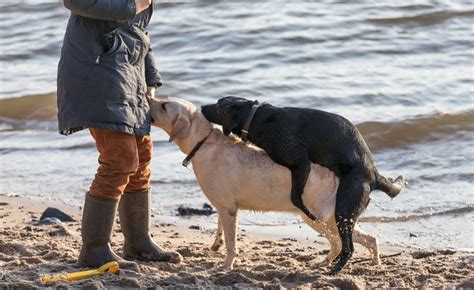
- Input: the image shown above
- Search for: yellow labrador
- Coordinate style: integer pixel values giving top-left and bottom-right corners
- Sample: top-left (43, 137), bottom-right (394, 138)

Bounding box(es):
top-left (150, 98), bottom-right (380, 270)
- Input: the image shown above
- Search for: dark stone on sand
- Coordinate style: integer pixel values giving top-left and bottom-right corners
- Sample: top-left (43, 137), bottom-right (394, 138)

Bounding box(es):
top-left (0, 202), bottom-right (8, 206)
top-left (455, 261), bottom-right (467, 269)
top-left (411, 250), bottom-right (437, 259)
top-left (409, 232), bottom-right (418, 237)
top-left (40, 207), bottom-right (75, 222)
top-left (189, 225), bottom-right (202, 230)
top-left (37, 217), bottom-right (63, 225)
top-left (177, 203), bottom-right (216, 216)
top-left (438, 249), bottom-right (456, 255)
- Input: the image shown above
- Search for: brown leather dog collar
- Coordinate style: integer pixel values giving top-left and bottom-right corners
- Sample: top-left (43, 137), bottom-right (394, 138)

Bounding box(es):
top-left (241, 101), bottom-right (260, 142)
top-left (182, 129), bottom-right (214, 168)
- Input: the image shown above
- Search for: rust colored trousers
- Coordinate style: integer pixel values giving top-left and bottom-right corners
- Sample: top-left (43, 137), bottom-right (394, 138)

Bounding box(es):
top-left (89, 128), bottom-right (152, 200)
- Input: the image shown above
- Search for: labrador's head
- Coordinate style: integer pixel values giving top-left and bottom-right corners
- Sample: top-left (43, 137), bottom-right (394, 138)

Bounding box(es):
top-left (149, 98), bottom-right (198, 142)
top-left (201, 96), bottom-right (256, 136)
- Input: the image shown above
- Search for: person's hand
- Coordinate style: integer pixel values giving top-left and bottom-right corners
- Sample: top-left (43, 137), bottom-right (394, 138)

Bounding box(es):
top-left (146, 86), bottom-right (156, 101)
top-left (135, 0), bottom-right (151, 14)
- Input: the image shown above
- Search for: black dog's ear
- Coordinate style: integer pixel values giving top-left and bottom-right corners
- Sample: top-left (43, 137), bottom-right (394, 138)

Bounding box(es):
top-left (222, 112), bottom-right (239, 136)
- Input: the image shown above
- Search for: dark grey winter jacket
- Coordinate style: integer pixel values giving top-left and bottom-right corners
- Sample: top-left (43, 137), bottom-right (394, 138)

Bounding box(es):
top-left (57, 0), bottom-right (162, 136)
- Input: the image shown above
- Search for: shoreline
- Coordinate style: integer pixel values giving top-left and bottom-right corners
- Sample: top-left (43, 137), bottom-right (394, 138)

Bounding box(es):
top-left (0, 194), bottom-right (473, 288)
top-left (1, 193), bottom-right (471, 253)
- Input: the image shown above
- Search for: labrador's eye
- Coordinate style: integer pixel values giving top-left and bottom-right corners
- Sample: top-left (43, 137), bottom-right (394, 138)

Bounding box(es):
top-left (161, 102), bottom-right (167, 110)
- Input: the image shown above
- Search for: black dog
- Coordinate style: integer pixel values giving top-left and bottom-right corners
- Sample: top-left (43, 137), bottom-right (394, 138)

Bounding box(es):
top-left (201, 96), bottom-right (406, 274)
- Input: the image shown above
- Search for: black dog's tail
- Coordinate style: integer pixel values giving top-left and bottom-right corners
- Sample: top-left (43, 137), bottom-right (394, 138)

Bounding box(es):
top-left (373, 170), bottom-right (406, 198)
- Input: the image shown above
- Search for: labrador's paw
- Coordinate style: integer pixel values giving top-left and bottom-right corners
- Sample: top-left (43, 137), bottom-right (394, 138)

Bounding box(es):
top-left (210, 239), bottom-right (223, 251)
top-left (312, 259), bottom-right (331, 268)
top-left (371, 256), bottom-right (381, 266)
top-left (223, 255), bottom-right (236, 271)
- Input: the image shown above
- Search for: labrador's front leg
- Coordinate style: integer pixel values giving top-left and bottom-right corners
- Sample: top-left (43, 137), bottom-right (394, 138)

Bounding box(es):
top-left (220, 209), bottom-right (238, 270)
top-left (210, 215), bottom-right (223, 251)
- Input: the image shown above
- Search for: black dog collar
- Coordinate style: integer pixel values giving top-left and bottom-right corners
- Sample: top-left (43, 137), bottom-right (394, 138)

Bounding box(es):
top-left (241, 101), bottom-right (260, 142)
top-left (182, 129), bottom-right (214, 168)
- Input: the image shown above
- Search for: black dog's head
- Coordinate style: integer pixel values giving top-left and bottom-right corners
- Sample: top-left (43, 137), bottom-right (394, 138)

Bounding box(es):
top-left (201, 96), bottom-right (256, 136)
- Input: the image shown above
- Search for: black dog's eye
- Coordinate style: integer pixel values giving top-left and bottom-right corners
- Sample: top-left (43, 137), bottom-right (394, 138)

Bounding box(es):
top-left (161, 102), bottom-right (167, 110)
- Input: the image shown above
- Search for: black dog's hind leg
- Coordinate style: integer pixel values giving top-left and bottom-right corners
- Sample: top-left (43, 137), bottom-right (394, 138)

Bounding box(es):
top-left (290, 162), bottom-right (318, 221)
top-left (328, 171), bottom-right (371, 275)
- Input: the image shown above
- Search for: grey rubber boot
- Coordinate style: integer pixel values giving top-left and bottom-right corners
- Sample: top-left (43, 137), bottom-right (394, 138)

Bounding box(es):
top-left (78, 194), bottom-right (139, 271)
top-left (119, 189), bottom-right (182, 263)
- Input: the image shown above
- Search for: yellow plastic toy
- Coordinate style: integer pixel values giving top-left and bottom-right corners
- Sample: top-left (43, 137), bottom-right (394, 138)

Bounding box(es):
top-left (40, 261), bottom-right (119, 284)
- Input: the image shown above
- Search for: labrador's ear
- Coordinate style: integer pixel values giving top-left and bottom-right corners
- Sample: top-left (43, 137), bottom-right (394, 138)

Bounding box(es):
top-left (169, 114), bottom-right (191, 142)
top-left (222, 111), bottom-right (239, 136)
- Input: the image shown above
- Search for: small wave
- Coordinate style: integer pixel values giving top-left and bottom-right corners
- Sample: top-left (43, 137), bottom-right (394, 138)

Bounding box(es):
top-left (0, 139), bottom-right (171, 153)
top-left (418, 172), bottom-right (474, 183)
top-left (0, 118), bottom-right (57, 132)
top-left (0, 143), bottom-right (95, 153)
top-left (0, 93), bottom-right (181, 124)
top-left (2, 95), bottom-right (473, 152)
top-left (359, 205), bottom-right (474, 223)
top-left (0, 93), bottom-right (56, 121)
top-left (368, 10), bottom-right (474, 26)
top-left (357, 111), bottom-right (474, 150)
top-left (151, 179), bottom-right (197, 185)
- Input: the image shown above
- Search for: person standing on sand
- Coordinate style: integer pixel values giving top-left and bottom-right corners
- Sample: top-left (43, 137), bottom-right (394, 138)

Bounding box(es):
top-left (57, 0), bottom-right (182, 268)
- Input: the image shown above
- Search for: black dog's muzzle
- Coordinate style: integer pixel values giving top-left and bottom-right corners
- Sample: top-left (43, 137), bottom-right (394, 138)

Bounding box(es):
top-left (201, 104), bottom-right (221, 124)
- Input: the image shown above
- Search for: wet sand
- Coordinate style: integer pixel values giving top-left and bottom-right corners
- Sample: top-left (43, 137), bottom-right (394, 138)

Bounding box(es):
top-left (0, 195), bottom-right (472, 289)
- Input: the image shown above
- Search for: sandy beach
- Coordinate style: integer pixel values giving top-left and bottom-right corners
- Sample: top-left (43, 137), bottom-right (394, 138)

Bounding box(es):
top-left (0, 194), bottom-right (472, 289)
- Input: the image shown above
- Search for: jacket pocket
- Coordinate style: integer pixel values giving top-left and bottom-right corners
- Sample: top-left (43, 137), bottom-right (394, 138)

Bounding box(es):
top-left (103, 30), bottom-right (121, 56)
top-left (100, 26), bottom-right (149, 66)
